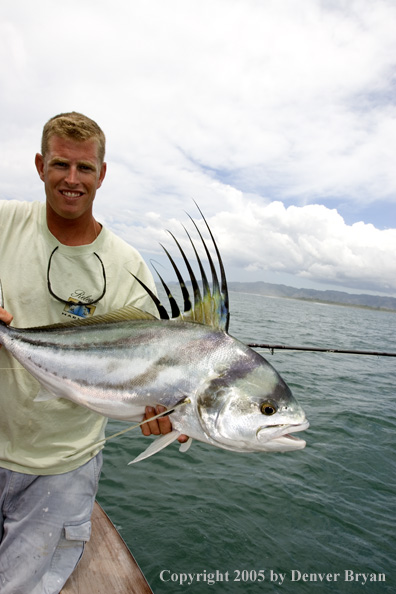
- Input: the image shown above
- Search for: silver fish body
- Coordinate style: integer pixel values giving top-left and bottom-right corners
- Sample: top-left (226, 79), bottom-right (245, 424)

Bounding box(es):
top-left (0, 207), bottom-right (309, 462)
top-left (0, 316), bottom-right (308, 456)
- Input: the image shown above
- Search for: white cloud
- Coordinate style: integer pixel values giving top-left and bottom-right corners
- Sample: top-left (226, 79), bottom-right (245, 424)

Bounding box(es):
top-left (0, 0), bottom-right (395, 295)
top-left (207, 198), bottom-right (396, 294)
top-left (96, 190), bottom-right (396, 295)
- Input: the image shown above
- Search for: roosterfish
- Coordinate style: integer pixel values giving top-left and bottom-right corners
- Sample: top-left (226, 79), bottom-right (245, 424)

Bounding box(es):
top-left (0, 207), bottom-right (309, 463)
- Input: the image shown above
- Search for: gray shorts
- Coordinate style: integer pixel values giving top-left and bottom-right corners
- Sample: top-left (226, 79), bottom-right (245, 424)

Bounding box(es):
top-left (0, 452), bottom-right (102, 594)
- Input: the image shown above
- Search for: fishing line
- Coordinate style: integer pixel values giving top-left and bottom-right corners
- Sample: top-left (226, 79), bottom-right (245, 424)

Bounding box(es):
top-left (93, 398), bottom-right (191, 448)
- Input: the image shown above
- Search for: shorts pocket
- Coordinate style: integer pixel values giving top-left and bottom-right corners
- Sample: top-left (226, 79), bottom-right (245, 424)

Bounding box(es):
top-left (64, 520), bottom-right (92, 543)
top-left (48, 520), bottom-right (92, 589)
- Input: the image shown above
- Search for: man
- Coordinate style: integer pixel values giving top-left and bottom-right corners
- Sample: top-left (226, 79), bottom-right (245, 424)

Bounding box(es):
top-left (0, 112), bottom-right (181, 593)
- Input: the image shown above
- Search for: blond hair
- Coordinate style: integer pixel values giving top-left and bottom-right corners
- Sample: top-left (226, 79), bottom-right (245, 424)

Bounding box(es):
top-left (41, 112), bottom-right (106, 164)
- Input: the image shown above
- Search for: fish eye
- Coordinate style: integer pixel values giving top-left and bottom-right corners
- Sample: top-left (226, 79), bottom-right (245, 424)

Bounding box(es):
top-left (261, 402), bottom-right (277, 416)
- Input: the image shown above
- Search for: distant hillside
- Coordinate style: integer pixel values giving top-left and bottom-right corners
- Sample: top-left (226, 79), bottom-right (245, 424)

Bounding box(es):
top-left (227, 281), bottom-right (396, 312)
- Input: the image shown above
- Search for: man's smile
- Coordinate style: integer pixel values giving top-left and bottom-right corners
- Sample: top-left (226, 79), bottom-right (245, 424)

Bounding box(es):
top-left (60, 190), bottom-right (84, 198)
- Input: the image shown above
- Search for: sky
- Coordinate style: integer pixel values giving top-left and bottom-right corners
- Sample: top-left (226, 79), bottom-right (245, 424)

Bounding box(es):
top-left (1, 0), bottom-right (395, 297)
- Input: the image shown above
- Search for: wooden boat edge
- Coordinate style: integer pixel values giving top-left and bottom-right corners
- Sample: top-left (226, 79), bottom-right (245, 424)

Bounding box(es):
top-left (61, 501), bottom-right (153, 594)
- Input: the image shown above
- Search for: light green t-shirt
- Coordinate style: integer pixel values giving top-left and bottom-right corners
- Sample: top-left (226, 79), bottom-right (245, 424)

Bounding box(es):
top-left (0, 200), bottom-right (158, 475)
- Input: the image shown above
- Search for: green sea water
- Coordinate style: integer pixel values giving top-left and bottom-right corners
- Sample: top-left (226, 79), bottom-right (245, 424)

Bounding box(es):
top-left (97, 292), bottom-right (395, 593)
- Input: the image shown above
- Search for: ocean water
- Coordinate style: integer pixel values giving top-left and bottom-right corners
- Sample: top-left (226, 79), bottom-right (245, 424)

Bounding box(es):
top-left (97, 292), bottom-right (396, 593)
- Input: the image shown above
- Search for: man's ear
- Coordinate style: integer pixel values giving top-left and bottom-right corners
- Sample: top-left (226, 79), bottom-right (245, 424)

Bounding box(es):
top-left (97, 162), bottom-right (107, 189)
top-left (35, 153), bottom-right (45, 182)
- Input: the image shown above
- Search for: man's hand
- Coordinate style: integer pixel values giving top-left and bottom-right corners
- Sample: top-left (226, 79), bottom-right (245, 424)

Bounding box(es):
top-left (141, 405), bottom-right (189, 443)
top-left (0, 307), bottom-right (13, 326)
top-left (0, 307), bottom-right (13, 350)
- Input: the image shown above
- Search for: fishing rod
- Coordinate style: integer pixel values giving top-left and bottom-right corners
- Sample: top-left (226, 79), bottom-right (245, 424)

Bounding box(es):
top-left (247, 344), bottom-right (396, 357)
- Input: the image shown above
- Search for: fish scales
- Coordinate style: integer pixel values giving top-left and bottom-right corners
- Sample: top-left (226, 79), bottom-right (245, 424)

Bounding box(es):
top-left (0, 320), bottom-right (251, 406)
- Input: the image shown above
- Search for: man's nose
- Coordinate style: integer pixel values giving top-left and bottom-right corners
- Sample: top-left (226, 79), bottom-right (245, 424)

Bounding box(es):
top-left (65, 166), bottom-right (79, 185)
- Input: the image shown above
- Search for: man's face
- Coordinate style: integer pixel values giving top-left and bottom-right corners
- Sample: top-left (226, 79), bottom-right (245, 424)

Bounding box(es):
top-left (35, 135), bottom-right (107, 220)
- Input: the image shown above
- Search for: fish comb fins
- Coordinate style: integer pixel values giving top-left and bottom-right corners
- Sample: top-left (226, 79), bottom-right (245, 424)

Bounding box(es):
top-left (133, 206), bottom-right (230, 332)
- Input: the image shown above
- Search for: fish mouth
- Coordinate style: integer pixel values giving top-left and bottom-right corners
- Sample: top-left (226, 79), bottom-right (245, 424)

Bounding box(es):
top-left (256, 420), bottom-right (310, 444)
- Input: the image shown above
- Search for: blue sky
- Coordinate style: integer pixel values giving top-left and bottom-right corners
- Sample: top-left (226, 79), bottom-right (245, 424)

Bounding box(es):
top-left (0, 0), bottom-right (395, 296)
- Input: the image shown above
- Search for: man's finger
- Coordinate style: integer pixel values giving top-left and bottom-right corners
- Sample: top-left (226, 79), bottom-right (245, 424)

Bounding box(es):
top-left (156, 405), bottom-right (172, 434)
top-left (140, 405), bottom-right (190, 443)
top-left (141, 405), bottom-right (172, 436)
top-left (0, 307), bottom-right (13, 325)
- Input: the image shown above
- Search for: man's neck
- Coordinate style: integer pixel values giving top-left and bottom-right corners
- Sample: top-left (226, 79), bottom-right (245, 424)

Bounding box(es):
top-left (46, 205), bottom-right (102, 246)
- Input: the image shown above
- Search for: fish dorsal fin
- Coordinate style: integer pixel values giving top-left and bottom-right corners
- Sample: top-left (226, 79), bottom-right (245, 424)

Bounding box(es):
top-left (132, 204), bottom-right (230, 332)
top-left (32, 305), bottom-right (157, 330)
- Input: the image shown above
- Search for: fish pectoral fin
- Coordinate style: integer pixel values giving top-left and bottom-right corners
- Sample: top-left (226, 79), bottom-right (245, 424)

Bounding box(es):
top-left (179, 437), bottom-right (193, 453)
top-left (128, 430), bottom-right (182, 465)
top-left (34, 387), bottom-right (59, 402)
